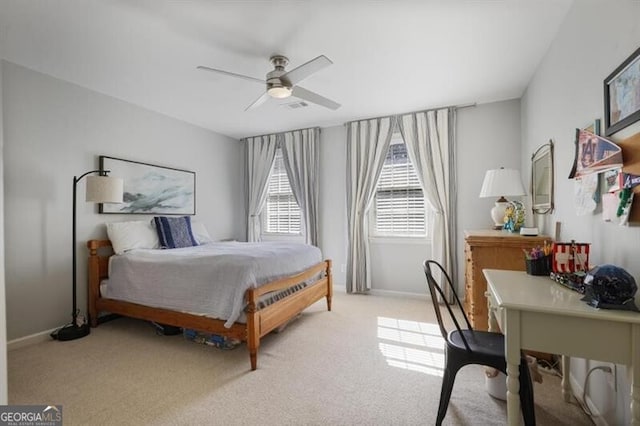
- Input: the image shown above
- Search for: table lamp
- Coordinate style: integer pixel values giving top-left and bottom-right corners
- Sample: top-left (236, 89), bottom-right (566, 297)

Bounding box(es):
top-left (51, 169), bottom-right (123, 341)
top-left (479, 168), bottom-right (526, 229)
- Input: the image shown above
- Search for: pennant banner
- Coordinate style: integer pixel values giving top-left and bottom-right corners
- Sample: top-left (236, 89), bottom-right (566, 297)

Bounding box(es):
top-left (623, 173), bottom-right (640, 189)
top-left (569, 129), bottom-right (623, 178)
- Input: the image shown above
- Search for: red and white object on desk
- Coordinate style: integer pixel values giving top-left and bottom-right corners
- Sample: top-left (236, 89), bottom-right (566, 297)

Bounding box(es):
top-left (552, 241), bottom-right (590, 273)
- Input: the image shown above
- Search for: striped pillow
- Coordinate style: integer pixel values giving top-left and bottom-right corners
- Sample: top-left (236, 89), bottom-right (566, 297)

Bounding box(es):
top-left (153, 216), bottom-right (198, 249)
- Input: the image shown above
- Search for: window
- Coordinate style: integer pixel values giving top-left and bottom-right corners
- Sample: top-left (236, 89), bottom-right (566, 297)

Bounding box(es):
top-left (371, 136), bottom-right (426, 237)
top-left (262, 148), bottom-right (301, 234)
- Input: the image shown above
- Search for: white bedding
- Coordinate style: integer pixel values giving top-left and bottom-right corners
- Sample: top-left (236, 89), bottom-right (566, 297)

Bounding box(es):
top-left (102, 241), bottom-right (323, 327)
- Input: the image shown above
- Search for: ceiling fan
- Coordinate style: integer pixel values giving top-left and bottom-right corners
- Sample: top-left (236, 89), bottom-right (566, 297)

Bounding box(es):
top-left (197, 55), bottom-right (341, 111)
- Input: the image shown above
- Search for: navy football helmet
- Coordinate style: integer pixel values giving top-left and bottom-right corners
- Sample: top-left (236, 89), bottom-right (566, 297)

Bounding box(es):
top-left (581, 264), bottom-right (638, 311)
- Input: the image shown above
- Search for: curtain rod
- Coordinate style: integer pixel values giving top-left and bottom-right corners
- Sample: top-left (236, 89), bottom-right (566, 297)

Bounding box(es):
top-left (344, 102), bottom-right (477, 126)
top-left (240, 126), bottom-right (321, 142)
top-left (239, 101), bottom-right (477, 140)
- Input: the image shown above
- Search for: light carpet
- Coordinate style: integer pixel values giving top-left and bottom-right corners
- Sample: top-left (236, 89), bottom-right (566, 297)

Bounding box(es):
top-left (8, 291), bottom-right (593, 425)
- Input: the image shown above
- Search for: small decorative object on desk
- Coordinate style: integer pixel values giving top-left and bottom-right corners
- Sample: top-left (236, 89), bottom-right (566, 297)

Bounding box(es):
top-left (503, 200), bottom-right (525, 232)
top-left (552, 240), bottom-right (590, 273)
top-left (523, 242), bottom-right (552, 276)
top-left (550, 271), bottom-right (587, 294)
top-left (549, 240), bottom-right (592, 292)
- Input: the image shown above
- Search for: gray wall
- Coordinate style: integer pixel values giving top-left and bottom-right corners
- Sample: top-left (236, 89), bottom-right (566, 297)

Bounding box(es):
top-left (456, 100), bottom-right (523, 286)
top-left (318, 99), bottom-right (523, 295)
top-left (2, 61), bottom-right (244, 340)
top-left (0, 54), bottom-right (8, 404)
top-left (521, 1), bottom-right (640, 423)
top-left (318, 125), bottom-right (348, 287)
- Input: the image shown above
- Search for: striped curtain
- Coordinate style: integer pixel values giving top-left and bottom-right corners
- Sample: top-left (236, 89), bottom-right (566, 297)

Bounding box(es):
top-left (345, 117), bottom-right (396, 293)
top-left (398, 108), bottom-right (457, 302)
top-left (244, 134), bottom-right (278, 242)
top-left (280, 128), bottom-right (320, 246)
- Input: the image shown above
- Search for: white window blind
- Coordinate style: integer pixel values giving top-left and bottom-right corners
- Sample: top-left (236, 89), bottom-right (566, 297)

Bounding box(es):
top-left (263, 148), bottom-right (301, 234)
top-left (373, 138), bottom-right (426, 236)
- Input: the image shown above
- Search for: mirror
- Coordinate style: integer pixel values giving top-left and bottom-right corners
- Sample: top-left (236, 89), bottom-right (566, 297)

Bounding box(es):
top-left (531, 140), bottom-right (554, 214)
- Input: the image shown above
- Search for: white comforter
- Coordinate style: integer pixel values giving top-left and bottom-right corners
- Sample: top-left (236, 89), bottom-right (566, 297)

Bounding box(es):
top-left (103, 241), bottom-right (323, 327)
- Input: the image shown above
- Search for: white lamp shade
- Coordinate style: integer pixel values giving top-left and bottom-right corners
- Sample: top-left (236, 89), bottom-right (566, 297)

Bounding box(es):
top-left (479, 168), bottom-right (526, 198)
top-left (85, 175), bottom-right (123, 203)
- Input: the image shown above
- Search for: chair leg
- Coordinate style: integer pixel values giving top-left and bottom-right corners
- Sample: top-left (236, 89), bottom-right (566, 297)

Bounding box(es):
top-left (436, 361), bottom-right (462, 425)
top-left (518, 362), bottom-right (536, 426)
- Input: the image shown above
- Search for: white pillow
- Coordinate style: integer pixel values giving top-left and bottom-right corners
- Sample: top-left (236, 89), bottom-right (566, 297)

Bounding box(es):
top-left (191, 220), bottom-right (213, 244)
top-left (106, 220), bottom-right (160, 254)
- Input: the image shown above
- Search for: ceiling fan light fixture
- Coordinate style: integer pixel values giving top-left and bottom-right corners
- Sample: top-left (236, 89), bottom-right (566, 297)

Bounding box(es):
top-left (267, 86), bottom-right (292, 99)
top-left (198, 54), bottom-right (339, 110)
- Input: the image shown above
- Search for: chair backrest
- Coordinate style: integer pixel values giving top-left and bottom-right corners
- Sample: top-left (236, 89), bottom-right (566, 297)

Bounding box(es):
top-left (423, 260), bottom-right (473, 350)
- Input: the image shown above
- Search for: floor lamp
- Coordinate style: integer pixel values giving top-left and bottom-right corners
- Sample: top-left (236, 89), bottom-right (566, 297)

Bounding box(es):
top-left (52, 170), bottom-right (123, 341)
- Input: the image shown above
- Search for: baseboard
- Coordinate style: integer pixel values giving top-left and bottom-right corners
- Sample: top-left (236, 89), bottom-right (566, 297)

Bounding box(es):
top-left (368, 288), bottom-right (428, 300)
top-left (8, 327), bottom-right (58, 351)
top-left (569, 373), bottom-right (611, 426)
top-left (333, 283), bottom-right (427, 300)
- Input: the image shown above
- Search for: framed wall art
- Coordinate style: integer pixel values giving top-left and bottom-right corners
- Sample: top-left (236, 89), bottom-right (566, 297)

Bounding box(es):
top-left (604, 46), bottom-right (640, 136)
top-left (99, 156), bottom-right (196, 215)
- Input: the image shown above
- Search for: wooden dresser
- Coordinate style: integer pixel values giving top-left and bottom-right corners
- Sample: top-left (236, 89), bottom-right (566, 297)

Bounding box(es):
top-left (464, 230), bottom-right (551, 331)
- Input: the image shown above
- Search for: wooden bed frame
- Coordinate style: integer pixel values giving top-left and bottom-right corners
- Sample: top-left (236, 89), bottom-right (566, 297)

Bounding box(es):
top-left (87, 239), bottom-right (333, 370)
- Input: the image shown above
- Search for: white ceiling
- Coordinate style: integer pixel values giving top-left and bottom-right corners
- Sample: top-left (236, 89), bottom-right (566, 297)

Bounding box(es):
top-left (0, 0), bottom-right (573, 139)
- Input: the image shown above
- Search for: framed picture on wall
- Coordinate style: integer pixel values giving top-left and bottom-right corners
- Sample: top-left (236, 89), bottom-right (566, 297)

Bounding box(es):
top-left (99, 156), bottom-right (196, 215)
top-left (604, 46), bottom-right (640, 136)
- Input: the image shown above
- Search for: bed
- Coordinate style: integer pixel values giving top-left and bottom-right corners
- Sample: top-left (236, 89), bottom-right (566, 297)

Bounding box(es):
top-left (87, 239), bottom-right (333, 370)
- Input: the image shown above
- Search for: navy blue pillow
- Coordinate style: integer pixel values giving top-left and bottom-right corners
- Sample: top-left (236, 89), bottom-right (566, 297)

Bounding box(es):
top-left (153, 216), bottom-right (198, 249)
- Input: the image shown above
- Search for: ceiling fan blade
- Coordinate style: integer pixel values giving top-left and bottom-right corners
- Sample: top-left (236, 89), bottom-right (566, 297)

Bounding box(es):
top-left (281, 55), bottom-right (332, 86)
top-left (245, 92), bottom-right (270, 111)
top-left (291, 86), bottom-right (341, 110)
top-left (197, 66), bottom-right (264, 84)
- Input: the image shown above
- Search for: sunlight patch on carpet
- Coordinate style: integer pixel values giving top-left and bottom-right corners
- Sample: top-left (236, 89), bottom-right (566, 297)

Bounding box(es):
top-left (377, 316), bottom-right (445, 377)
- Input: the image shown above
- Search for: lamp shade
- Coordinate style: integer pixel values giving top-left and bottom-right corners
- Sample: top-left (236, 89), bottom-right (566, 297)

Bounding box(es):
top-left (85, 175), bottom-right (123, 203)
top-left (479, 168), bottom-right (526, 198)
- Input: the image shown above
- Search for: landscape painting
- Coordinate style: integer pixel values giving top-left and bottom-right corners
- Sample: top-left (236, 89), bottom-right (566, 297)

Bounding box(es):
top-left (99, 156), bottom-right (195, 214)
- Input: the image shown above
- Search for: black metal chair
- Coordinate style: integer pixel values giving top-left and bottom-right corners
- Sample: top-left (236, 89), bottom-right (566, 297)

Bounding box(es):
top-left (423, 260), bottom-right (536, 425)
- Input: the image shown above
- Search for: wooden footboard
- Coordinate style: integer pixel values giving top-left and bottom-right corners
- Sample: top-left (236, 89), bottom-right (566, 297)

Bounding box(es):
top-left (87, 240), bottom-right (332, 370)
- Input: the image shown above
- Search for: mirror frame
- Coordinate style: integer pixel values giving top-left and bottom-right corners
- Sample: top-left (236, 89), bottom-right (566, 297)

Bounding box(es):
top-left (531, 140), bottom-right (554, 214)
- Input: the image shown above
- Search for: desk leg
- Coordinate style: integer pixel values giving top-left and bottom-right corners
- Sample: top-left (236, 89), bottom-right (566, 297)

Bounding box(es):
top-left (561, 356), bottom-right (571, 402)
top-left (631, 324), bottom-right (640, 425)
top-left (504, 309), bottom-right (521, 426)
top-left (487, 295), bottom-right (499, 333)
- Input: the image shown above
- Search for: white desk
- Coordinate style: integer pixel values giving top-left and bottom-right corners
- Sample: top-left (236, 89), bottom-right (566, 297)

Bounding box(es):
top-left (484, 269), bottom-right (640, 426)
